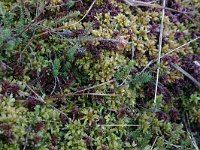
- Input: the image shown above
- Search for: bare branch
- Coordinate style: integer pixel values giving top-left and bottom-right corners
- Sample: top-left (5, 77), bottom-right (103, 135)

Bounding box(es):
top-left (154, 0), bottom-right (166, 103)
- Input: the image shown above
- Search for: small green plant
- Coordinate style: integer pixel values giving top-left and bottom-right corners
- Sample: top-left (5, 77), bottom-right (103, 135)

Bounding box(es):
top-left (0, 0), bottom-right (200, 149)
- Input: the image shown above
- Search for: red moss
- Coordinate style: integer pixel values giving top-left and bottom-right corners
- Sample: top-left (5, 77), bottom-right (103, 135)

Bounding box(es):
top-left (144, 84), bottom-right (172, 103)
top-left (85, 0), bottom-right (120, 22)
top-left (60, 113), bottom-right (69, 125)
top-left (97, 117), bottom-right (106, 125)
top-left (92, 20), bottom-right (100, 29)
top-left (71, 29), bottom-right (85, 38)
top-left (175, 32), bottom-right (185, 41)
top-left (0, 123), bottom-right (15, 143)
top-left (34, 122), bottom-right (45, 132)
top-left (181, 54), bottom-right (200, 81)
top-left (169, 108), bottom-right (180, 122)
top-left (97, 40), bottom-right (117, 51)
top-left (74, 0), bottom-right (87, 13)
top-left (1, 81), bottom-right (20, 96)
top-left (24, 95), bottom-right (42, 111)
top-left (86, 42), bottom-right (101, 59)
top-left (155, 111), bottom-right (170, 122)
top-left (117, 107), bottom-right (128, 118)
top-left (39, 68), bottom-right (76, 95)
top-left (83, 136), bottom-right (93, 146)
top-left (162, 55), bottom-right (179, 67)
top-left (71, 107), bottom-right (83, 120)
top-left (13, 65), bottom-right (24, 77)
top-left (100, 145), bottom-right (108, 150)
top-left (51, 134), bottom-right (58, 146)
top-left (191, 30), bottom-right (200, 38)
top-left (149, 23), bottom-right (160, 37)
top-left (33, 135), bottom-right (42, 144)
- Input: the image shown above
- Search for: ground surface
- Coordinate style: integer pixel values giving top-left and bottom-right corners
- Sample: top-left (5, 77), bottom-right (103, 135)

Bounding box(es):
top-left (0, 0), bottom-right (200, 149)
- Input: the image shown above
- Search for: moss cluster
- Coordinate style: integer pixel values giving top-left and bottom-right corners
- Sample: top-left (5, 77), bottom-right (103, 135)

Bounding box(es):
top-left (0, 0), bottom-right (200, 149)
top-left (76, 51), bottom-right (127, 82)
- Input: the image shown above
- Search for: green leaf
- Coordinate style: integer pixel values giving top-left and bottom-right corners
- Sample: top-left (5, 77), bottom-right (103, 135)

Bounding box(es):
top-left (114, 60), bottom-right (135, 83)
top-left (65, 62), bottom-right (71, 70)
top-left (67, 43), bottom-right (78, 62)
top-left (53, 69), bottom-right (59, 78)
top-left (6, 40), bottom-right (15, 51)
top-left (130, 72), bottom-right (152, 89)
top-left (53, 58), bottom-right (61, 77)
top-left (66, 0), bottom-right (75, 9)
top-left (190, 93), bottom-right (200, 104)
top-left (0, 2), bottom-right (5, 18)
top-left (53, 58), bottom-right (61, 70)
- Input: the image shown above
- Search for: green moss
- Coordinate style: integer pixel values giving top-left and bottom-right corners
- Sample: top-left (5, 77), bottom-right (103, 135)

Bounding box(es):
top-left (0, 0), bottom-right (200, 149)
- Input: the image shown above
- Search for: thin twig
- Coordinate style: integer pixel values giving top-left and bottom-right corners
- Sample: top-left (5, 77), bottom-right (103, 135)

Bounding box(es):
top-left (141, 36), bottom-right (200, 73)
top-left (72, 79), bottom-right (115, 94)
top-left (151, 136), bottom-right (158, 150)
top-left (154, 0), bottom-right (166, 103)
top-left (15, 0), bottom-right (46, 38)
top-left (123, 0), bottom-right (197, 14)
top-left (119, 73), bottom-right (131, 86)
top-left (56, 77), bottom-right (64, 94)
top-left (16, 80), bottom-right (116, 102)
top-left (131, 43), bottom-right (135, 60)
top-left (183, 114), bottom-right (200, 150)
top-left (0, 62), bottom-right (13, 70)
top-left (182, 13), bottom-right (200, 26)
top-left (57, 0), bottom-right (97, 30)
top-left (16, 92), bottom-right (117, 102)
top-left (171, 63), bottom-right (200, 87)
top-left (163, 139), bottom-right (182, 148)
top-left (15, 14), bottom-right (41, 37)
top-left (50, 93), bottom-right (117, 99)
top-left (23, 125), bottom-right (32, 150)
top-left (100, 124), bottom-right (140, 127)
top-left (26, 84), bottom-right (69, 117)
top-left (139, 60), bottom-right (154, 75)
top-left (160, 36), bottom-right (200, 59)
top-left (26, 84), bottom-right (46, 103)
top-left (50, 77), bottom-right (57, 95)
top-left (123, 0), bottom-right (199, 25)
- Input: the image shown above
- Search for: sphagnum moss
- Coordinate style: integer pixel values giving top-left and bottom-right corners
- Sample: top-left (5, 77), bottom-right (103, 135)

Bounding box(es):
top-left (0, 0), bottom-right (200, 149)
